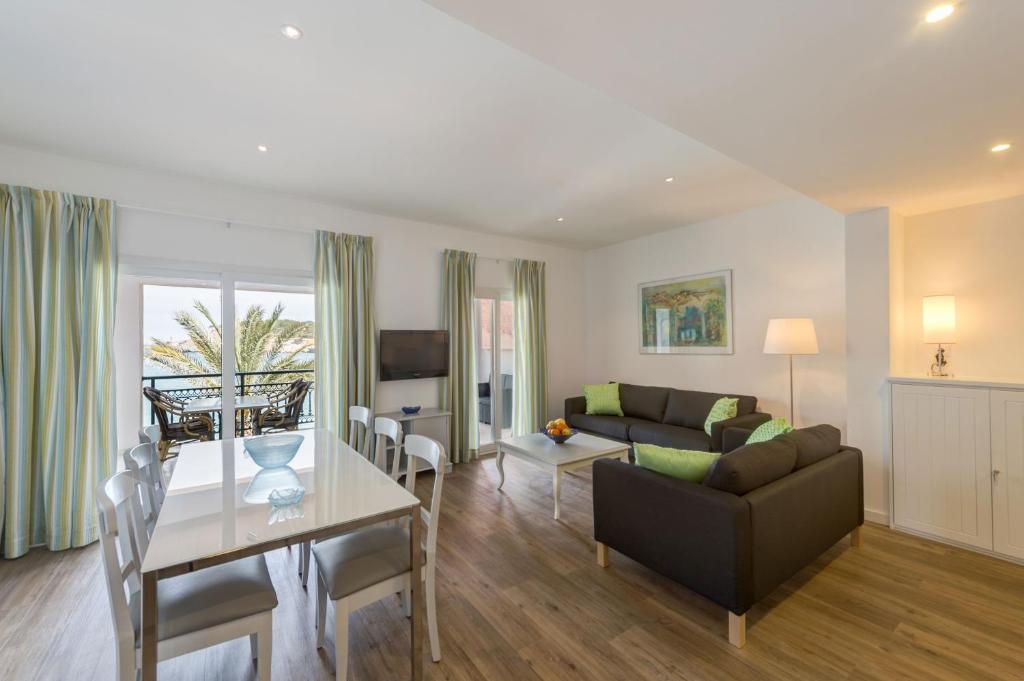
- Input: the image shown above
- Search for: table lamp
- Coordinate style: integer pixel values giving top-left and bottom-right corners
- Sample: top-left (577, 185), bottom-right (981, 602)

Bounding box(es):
top-left (764, 318), bottom-right (819, 425)
top-left (922, 295), bottom-right (956, 376)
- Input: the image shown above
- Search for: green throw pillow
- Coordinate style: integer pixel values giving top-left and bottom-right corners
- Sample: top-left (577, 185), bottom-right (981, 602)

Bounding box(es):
top-left (584, 383), bottom-right (623, 416)
top-left (634, 443), bottom-right (719, 483)
top-left (746, 418), bottom-right (794, 444)
top-left (704, 397), bottom-right (739, 435)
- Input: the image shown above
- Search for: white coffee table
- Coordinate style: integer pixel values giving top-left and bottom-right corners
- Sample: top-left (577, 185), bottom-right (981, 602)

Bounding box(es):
top-left (496, 431), bottom-right (630, 519)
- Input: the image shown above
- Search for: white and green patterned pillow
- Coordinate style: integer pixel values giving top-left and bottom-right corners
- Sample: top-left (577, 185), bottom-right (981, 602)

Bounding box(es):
top-left (746, 418), bottom-right (794, 444)
top-left (704, 397), bottom-right (739, 435)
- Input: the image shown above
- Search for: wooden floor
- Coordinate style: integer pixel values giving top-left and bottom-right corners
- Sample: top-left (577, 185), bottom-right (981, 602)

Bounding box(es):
top-left (2, 455), bottom-right (1023, 681)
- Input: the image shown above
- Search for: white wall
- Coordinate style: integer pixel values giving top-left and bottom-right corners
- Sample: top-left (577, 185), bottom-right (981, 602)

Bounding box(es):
top-left (900, 193), bottom-right (1024, 380)
top-left (0, 144), bottom-right (587, 450)
top-left (584, 197), bottom-right (847, 431)
top-left (844, 208), bottom-right (900, 523)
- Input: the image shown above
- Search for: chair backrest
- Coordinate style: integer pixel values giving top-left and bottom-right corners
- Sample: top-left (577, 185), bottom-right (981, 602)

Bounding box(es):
top-left (123, 442), bottom-right (166, 540)
top-left (372, 416), bottom-right (404, 476)
top-left (96, 472), bottom-right (148, 677)
top-left (143, 386), bottom-right (175, 436)
top-left (348, 405), bottom-right (372, 454)
top-left (403, 434), bottom-right (447, 561)
top-left (138, 424), bottom-right (161, 445)
top-left (288, 381), bottom-right (311, 420)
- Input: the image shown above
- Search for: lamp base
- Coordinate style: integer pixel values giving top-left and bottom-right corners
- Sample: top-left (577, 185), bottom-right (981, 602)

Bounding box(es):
top-left (929, 344), bottom-right (952, 377)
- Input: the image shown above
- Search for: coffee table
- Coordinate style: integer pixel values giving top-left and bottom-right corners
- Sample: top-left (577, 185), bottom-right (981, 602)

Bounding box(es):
top-left (496, 432), bottom-right (630, 519)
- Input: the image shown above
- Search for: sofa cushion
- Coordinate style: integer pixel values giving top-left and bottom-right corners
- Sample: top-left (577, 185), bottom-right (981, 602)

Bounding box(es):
top-left (777, 424), bottom-right (842, 469)
top-left (702, 439), bottom-right (798, 495)
top-left (628, 421), bottom-right (712, 451)
top-left (704, 397), bottom-right (739, 435)
top-left (568, 413), bottom-right (638, 441)
top-left (746, 418), bottom-right (794, 444)
top-left (584, 383), bottom-right (624, 416)
top-left (617, 383), bottom-right (670, 423)
top-left (634, 443), bottom-right (720, 483)
top-left (663, 389), bottom-right (756, 430)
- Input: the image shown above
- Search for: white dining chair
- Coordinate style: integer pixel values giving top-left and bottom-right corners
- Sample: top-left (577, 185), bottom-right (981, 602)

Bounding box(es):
top-left (347, 405), bottom-right (372, 457)
top-left (138, 424), bottom-right (161, 445)
top-left (313, 434), bottom-right (447, 679)
top-left (373, 416), bottom-right (404, 477)
top-left (97, 472), bottom-right (278, 681)
top-left (122, 442), bottom-right (166, 545)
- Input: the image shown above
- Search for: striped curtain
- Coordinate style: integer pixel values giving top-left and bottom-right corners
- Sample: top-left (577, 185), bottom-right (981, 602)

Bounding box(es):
top-left (0, 184), bottom-right (118, 559)
top-left (441, 250), bottom-right (478, 463)
top-left (314, 231), bottom-right (376, 453)
top-left (512, 258), bottom-right (548, 436)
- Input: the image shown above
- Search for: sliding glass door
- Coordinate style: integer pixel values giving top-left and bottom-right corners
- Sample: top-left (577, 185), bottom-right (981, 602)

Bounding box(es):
top-left (474, 291), bottom-right (515, 452)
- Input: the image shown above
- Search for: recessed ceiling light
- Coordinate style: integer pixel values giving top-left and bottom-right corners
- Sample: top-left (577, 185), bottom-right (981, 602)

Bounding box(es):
top-left (991, 143), bottom-right (1012, 153)
top-left (256, 144), bottom-right (269, 153)
top-left (664, 177), bottom-right (675, 183)
top-left (925, 4), bottom-right (955, 23)
top-left (280, 24), bottom-right (303, 40)
top-left (556, 217), bottom-right (565, 222)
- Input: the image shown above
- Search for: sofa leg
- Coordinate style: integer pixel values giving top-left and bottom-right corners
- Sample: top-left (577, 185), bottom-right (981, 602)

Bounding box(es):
top-left (596, 541), bottom-right (609, 568)
top-left (728, 612), bottom-right (746, 648)
top-left (850, 526), bottom-right (863, 548)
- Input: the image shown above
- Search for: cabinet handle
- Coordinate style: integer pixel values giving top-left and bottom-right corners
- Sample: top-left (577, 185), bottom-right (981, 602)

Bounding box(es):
top-left (993, 469), bottom-right (1001, 481)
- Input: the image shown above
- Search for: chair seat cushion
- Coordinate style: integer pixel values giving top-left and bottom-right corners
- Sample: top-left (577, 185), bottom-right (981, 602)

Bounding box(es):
top-left (567, 414), bottom-right (642, 441)
top-left (627, 421), bottom-right (712, 451)
top-left (312, 526), bottom-right (424, 601)
top-left (131, 555), bottom-right (277, 643)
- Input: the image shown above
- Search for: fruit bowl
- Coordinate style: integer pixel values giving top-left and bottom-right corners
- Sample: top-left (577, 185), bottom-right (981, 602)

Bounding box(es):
top-left (541, 428), bottom-right (578, 444)
top-left (244, 434), bottom-right (304, 469)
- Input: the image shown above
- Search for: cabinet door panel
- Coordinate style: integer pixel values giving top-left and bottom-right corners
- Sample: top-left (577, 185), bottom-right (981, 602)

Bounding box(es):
top-left (991, 390), bottom-right (1024, 559)
top-left (892, 384), bottom-right (992, 549)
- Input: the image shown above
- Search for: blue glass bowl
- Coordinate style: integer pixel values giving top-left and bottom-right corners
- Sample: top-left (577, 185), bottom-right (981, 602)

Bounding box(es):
top-left (243, 466), bottom-right (303, 504)
top-left (401, 405), bottom-right (421, 415)
top-left (244, 434), bottom-right (304, 469)
top-left (541, 428), bottom-right (578, 444)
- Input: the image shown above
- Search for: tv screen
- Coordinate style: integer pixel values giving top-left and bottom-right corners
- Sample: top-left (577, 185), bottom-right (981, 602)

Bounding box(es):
top-left (379, 330), bottom-right (449, 381)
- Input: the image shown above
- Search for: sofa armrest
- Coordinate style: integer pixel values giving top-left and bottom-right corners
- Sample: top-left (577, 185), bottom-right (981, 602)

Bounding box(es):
top-left (564, 395), bottom-right (587, 420)
top-left (722, 427), bottom-right (753, 453)
top-left (710, 412), bottom-right (771, 452)
top-left (593, 459), bottom-right (753, 614)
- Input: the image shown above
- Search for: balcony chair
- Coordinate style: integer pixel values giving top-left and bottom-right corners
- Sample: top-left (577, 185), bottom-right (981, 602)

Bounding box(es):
top-left (142, 386), bottom-right (214, 460)
top-left (254, 379), bottom-right (310, 435)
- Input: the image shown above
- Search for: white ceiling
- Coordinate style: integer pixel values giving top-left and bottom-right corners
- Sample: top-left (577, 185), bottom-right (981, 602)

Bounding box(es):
top-left (425, 0), bottom-right (1024, 216)
top-left (0, 0), bottom-right (796, 249)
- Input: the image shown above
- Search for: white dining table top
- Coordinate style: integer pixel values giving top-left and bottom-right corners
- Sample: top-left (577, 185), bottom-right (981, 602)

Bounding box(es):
top-left (141, 429), bottom-right (421, 574)
top-left (182, 395), bottom-right (270, 414)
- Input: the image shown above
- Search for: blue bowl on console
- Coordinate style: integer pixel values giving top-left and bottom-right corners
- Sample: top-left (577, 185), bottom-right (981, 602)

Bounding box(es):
top-left (244, 434), bottom-right (304, 469)
top-left (401, 406), bottom-right (422, 415)
top-left (541, 428), bottom-right (578, 444)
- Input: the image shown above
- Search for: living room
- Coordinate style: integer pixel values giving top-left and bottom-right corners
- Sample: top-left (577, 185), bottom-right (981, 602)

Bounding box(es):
top-left (1, 2), bottom-right (1023, 680)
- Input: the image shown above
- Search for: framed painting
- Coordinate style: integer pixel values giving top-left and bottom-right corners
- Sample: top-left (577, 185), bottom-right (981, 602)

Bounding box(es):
top-left (638, 270), bottom-right (733, 354)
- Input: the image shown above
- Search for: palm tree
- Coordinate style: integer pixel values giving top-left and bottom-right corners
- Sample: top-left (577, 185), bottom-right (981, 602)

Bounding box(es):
top-left (147, 300), bottom-right (314, 388)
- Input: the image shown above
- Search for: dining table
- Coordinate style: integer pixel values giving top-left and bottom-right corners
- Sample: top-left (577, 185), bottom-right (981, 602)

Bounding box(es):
top-left (182, 394), bottom-right (271, 437)
top-left (138, 428), bottom-right (424, 680)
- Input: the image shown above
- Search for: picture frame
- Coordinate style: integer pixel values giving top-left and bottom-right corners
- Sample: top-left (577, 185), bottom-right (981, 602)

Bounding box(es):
top-left (638, 269), bottom-right (734, 354)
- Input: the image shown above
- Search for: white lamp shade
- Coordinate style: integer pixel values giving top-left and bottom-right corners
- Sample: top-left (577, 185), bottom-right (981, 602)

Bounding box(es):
top-left (922, 295), bottom-right (956, 344)
top-left (763, 318), bottom-right (819, 355)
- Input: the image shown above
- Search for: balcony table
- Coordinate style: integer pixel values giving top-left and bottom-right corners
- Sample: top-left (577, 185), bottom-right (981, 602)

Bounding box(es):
top-left (138, 429), bottom-right (423, 680)
top-left (182, 395), bottom-right (271, 437)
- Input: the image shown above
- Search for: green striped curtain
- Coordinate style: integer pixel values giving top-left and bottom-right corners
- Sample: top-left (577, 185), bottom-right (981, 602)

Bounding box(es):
top-left (512, 259), bottom-right (548, 436)
top-left (314, 231), bottom-right (376, 453)
top-left (441, 250), bottom-right (478, 463)
top-left (0, 184), bottom-right (118, 559)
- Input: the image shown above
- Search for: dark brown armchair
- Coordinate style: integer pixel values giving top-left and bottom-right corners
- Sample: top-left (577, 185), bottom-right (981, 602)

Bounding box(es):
top-left (142, 386), bottom-right (215, 460)
top-left (254, 380), bottom-right (310, 435)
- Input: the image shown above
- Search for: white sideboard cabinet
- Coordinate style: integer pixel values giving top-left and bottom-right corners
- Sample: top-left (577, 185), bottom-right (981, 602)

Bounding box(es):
top-left (890, 377), bottom-right (1024, 562)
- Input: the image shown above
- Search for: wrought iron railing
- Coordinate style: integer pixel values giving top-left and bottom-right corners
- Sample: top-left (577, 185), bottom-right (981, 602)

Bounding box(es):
top-left (142, 369), bottom-right (315, 436)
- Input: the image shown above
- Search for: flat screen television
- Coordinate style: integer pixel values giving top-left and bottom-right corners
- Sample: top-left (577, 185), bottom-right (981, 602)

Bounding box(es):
top-left (379, 330), bottom-right (449, 381)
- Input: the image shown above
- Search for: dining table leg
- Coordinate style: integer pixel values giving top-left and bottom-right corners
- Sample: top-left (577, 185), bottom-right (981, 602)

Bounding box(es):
top-left (410, 505), bottom-right (423, 680)
top-left (141, 570), bottom-right (158, 680)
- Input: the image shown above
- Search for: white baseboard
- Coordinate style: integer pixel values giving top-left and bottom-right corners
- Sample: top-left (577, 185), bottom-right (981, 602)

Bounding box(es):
top-left (864, 507), bottom-right (890, 525)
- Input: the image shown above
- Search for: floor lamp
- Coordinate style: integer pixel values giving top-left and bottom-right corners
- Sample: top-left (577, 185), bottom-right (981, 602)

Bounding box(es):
top-left (763, 318), bottom-right (819, 425)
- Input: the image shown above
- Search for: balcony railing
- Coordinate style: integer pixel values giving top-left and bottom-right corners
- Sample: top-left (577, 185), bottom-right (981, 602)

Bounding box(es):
top-left (142, 369), bottom-right (315, 437)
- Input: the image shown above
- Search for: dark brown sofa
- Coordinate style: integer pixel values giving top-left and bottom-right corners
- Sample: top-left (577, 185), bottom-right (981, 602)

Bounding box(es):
top-left (592, 424), bottom-right (864, 647)
top-left (565, 383), bottom-right (771, 452)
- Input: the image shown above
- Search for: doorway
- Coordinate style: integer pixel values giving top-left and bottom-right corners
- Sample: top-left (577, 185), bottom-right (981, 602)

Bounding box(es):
top-left (474, 290), bottom-right (515, 453)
